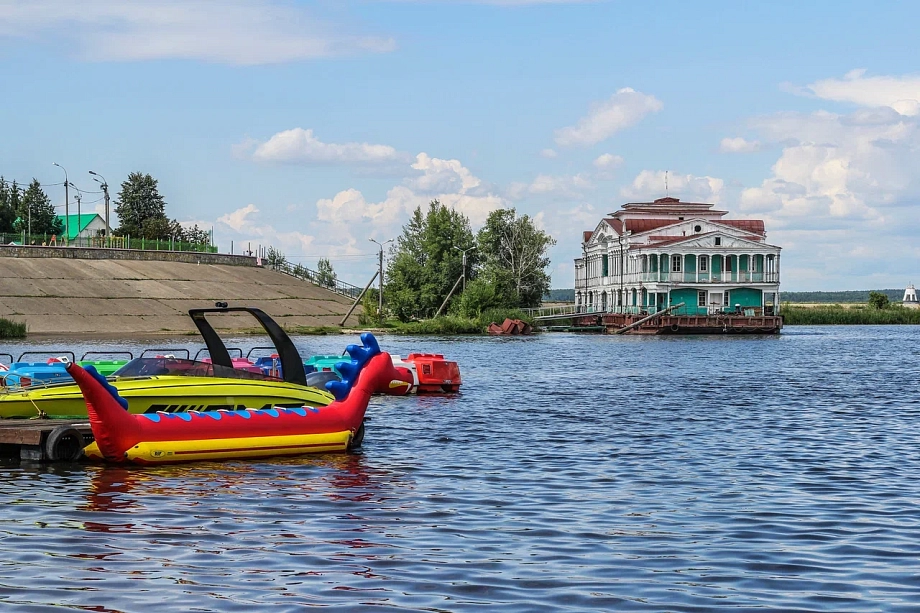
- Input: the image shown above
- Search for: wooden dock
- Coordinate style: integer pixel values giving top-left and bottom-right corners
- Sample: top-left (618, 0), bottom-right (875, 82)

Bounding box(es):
top-left (0, 420), bottom-right (94, 462)
top-left (561, 312), bottom-right (782, 334)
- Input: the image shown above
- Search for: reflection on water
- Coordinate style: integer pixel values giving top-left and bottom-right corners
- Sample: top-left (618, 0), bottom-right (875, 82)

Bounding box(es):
top-left (0, 327), bottom-right (920, 611)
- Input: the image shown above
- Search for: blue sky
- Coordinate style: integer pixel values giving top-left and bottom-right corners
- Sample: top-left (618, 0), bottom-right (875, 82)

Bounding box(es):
top-left (1, 0), bottom-right (918, 291)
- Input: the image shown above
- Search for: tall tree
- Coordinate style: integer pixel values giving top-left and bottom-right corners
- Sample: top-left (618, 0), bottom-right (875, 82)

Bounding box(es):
top-left (14, 179), bottom-right (62, 237)
top-left (316, 257), bottom-right (337, 288)
top-left (385, 199), bottom-right (478, 321)
top-left (114, 172), bottom-right (169, 239)
top-left (0, 177), bottom-right (17, 233)
top-left (477, 208), bottom-right (555, 308)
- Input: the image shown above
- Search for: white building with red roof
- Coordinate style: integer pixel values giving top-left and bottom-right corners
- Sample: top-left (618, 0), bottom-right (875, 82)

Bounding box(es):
top-left (576, 197), bottom-right (781, 316)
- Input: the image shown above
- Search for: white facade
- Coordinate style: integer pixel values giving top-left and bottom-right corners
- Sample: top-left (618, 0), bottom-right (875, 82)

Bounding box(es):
top-left (575, 197), bottom-right (782, 316)
top-left (75, 215), bottom-right (107, 240)
top-left (904, 284), bottom-right (919, 309)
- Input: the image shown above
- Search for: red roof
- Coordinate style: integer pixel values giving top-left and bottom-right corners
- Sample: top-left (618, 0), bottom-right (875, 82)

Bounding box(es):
top-left (718, 219), bottom-right (765, 235)
top-left (623, 219), bottom-right (676, 234)
top-left (603, 218), bottom-right (624, 234)
top-left (583, 231), bottom-right (593, 243)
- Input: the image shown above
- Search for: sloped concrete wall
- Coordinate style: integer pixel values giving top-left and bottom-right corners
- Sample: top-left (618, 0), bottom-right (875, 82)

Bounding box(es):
top-left (0, 257), bottom-right (362, 335)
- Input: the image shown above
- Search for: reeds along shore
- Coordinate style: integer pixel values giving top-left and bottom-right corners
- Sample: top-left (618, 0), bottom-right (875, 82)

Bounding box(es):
top-left (0, 318), bottom-right (26, 339)
top-left (782, 304), bottom-right (920, 325)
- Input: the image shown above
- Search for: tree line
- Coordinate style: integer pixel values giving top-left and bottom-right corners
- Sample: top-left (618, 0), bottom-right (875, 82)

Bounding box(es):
top-left (383, 200), bottom-right (555, 322)
top-left (0, 178), bottom-right (63, 236)
top-left (0, 172), bottom-right (210, 244)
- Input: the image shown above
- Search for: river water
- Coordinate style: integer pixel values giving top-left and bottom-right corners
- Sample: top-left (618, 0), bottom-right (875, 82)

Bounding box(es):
top-left (0, 326), bottom-right (918, 612)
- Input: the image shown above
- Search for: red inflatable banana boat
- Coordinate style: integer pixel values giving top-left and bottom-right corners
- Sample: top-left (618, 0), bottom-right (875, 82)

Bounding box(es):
top-left (67, 333), bottom-right (400, 464)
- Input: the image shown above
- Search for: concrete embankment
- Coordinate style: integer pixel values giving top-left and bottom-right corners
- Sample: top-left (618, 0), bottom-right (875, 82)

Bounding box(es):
top-left (0, 253), bottom-right (362, 335)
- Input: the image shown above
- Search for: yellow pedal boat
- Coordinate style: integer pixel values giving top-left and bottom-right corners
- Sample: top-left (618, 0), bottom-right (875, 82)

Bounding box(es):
top-left (0, 306), bottom-right (335, 419)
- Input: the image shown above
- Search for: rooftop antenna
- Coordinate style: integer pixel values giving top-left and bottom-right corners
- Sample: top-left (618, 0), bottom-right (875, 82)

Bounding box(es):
top-left (665, 170), bottom-right (669, 197)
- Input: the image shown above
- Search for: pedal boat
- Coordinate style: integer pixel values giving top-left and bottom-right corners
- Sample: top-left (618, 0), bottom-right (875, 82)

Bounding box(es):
top-left (0, 306), bottom-right (335, 419)
top-left (70, 333), bottom-right (398, 464)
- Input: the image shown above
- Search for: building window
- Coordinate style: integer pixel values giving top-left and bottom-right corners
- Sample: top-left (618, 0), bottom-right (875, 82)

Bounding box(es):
top-left (725, 256), bottom-right (732, 272)
top-left (699, 255), bottom-right (708, 272)
top-left (694, 225), bottom-right (702, 233)
top-left (671, 255), bottom-right (682, 272)
top-left (698, 291), bottom-right (707, 307)
top-left (602, 254), bottom-right (609, 277)
top-left (715, 237), bottom-right (721, 246)
top-left (723, 291), bottom-right (730, 306)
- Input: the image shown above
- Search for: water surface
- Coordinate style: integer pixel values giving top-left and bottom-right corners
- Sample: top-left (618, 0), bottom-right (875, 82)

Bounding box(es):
top-left (0, 327), bottom-right (918, 611)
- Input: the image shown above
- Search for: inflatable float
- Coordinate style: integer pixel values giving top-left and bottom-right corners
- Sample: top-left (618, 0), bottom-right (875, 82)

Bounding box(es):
top-left (67, 333), bottom-right (400, 464)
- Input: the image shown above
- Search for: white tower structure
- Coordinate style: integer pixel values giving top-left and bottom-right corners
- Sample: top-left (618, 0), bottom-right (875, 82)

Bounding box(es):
top-left (903, 284), bottom-right (919, 309)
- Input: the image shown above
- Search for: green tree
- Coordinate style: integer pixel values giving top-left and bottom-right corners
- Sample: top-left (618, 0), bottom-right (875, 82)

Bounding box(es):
top-left (14, 179), bottom-right (62, 237)
top-left (0, 177), bottom-right (18, 234)
top-left (477, 208), bottom-right (555, 308)
top-left (317, 257), bottom-right (337, 288)
top-left (457, 276), bottom-right (506, 317)
top-left (868, 291), bottom-right (890, 310)
top-left (182, 224), bottom-right (210, 245)
top-left (385, 200), bottom-right (478, 322)
top-left (266, 246), bottom-right (287, 268)
top-left (114, 172), bottom-right (170, 238)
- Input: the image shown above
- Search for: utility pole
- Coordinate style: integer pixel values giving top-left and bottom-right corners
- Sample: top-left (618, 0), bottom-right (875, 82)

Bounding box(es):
top-left (369, 238), bottom-right (393, 322)
top-left (89, 171), bottom-right (109, 247)
top-left (74, 192), bottom-right (82, 245)
top-left (454, 245), bottom-right (476, 293)
top-left (53, 163), bottom-right (69, 245)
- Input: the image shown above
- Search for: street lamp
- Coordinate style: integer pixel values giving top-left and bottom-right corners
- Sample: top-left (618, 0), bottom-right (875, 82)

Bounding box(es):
top-left (369, 238), bottom-right (394, 322)
top-left (454, 245), bottom-right (476, 292)
top-left (52, 163), bottom-right (69, 245)
top-left (88, 171), bottom-right (109, 247)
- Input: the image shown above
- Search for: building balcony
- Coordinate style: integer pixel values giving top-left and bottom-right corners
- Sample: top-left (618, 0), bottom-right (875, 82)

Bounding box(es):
top-left (633, 272), bottom-right (779, 284)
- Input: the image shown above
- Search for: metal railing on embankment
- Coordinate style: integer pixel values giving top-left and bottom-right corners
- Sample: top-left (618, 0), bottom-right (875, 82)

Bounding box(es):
top-left (270, 262), bottom-right (364, 300)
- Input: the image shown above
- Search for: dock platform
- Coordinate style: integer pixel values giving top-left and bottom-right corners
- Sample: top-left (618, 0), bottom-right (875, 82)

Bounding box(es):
top-left (561, 313), bottom-right (783, 334)
top-left (0, 420), bottom-right (93, 462)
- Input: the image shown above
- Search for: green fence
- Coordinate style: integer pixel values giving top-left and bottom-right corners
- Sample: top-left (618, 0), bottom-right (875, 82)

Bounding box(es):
top-left (0, 232), bottom-right (217, 253)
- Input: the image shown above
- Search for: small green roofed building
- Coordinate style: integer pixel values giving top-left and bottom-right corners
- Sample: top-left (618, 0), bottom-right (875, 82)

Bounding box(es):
top-left (56, 214), bottom-right (109, 242)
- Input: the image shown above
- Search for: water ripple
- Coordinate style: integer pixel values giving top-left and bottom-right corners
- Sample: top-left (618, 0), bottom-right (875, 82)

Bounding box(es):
top-left (0, 327), bottom-right (919, 610)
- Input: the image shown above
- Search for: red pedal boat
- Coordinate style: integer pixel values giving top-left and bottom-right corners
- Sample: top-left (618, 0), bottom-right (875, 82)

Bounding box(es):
top-left (68, 333), bottom-right (400, 464)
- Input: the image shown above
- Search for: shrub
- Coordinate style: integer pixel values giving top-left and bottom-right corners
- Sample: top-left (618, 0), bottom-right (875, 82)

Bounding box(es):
top-left (0, 317), bottom-right (26, 338)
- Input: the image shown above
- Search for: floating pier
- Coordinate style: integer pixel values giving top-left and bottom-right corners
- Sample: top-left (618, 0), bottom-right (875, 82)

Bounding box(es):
top-left (0, 420), bottom-right (93, 462)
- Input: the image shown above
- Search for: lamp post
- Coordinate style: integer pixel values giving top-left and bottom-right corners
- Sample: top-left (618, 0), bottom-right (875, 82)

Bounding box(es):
top-left (454, 245), bottom-right (476, 292)
top-left (73, 191), bottom-right (82, 245)
top-left (52, 163), bottom-right (68, 245)
top-left (369, 238), bottom-right (393, 322)
top-left (88, 171), bottom-right (109, 247)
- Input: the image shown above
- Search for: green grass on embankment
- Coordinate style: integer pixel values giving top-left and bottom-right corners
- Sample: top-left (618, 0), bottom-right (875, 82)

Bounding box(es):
top-left (0, 318), bottom-right (26, 338)
top-left (782, 304), bottom-right (920, 325)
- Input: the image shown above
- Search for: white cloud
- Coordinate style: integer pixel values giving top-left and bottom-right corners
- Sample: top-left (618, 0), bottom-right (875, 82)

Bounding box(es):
top-left (217, 204), bottom-right (259, 232)
top-left (554, 88), bottom-right (663, 147)
top-left (540, 148), bottom-right (558, 159)
top-left (805, 69), bottom-right (920, 116)
top-left (593, 153), bottom-right (624, 169)
top-left (620, 170), bottom-right (724, 203)
top-left (317, 153), bottom-right (507, 232)
top-left (248, 128), bottom-right (404, 165)
top-left (740, 107), bottom-right (919, 227)
top-left (0, 1), bottom-right (395, 65)
top-left (215, 204), bottom-right (316, 257)
top-left (720, 137), bottom-right (761, 153)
